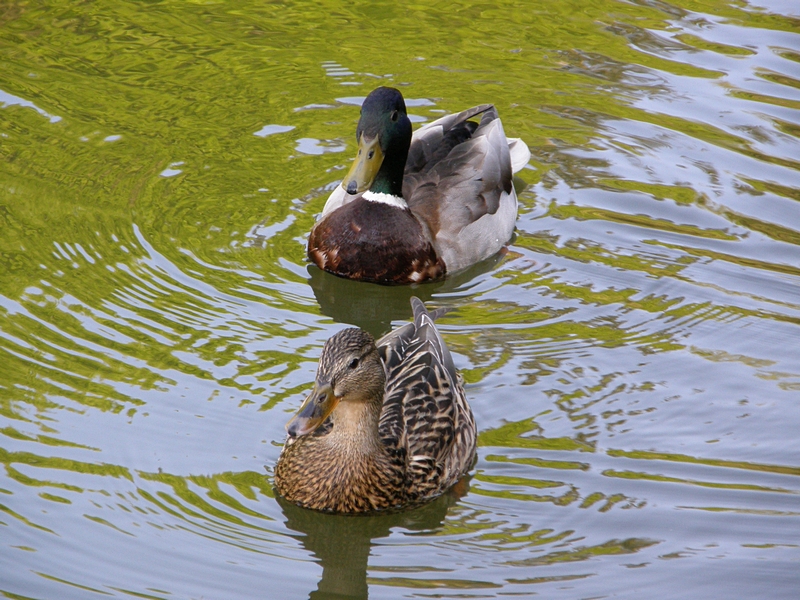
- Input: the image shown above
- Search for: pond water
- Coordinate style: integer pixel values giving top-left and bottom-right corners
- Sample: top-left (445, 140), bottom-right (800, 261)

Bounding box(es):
top-left (1, 0), bottom-right (799, 598)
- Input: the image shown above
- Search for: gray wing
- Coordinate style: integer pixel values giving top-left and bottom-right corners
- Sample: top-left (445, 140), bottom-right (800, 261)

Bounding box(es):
top-left (405, 105), bottom-right (512, 218)
top-left (403, 107), bottom-right (519, 274)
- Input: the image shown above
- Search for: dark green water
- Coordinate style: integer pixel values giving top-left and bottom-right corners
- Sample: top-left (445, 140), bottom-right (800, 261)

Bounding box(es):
top-left (2, 0), bottom-right (799, 598)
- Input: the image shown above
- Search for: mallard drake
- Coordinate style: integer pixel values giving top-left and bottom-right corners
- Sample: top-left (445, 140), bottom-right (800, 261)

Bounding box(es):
top-left (308, 86), bottom-right (530, 285)
top-left (274, 297), bottom-right (476, 513)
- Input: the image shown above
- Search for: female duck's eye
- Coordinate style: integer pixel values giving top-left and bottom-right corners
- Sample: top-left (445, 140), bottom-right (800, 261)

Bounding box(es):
top-left (390, 110), bottom-right (399, 122)
top-left (348, 358), bottom-right (359, 370)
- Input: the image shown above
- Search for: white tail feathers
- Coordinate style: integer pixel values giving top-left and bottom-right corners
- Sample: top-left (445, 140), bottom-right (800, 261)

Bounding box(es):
top-left (508, 138), bottom-right (531, 174)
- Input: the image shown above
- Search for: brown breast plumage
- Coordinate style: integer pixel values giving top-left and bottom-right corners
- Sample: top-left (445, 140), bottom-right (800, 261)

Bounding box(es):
top-left (307, 199), bottom-right (445, 285)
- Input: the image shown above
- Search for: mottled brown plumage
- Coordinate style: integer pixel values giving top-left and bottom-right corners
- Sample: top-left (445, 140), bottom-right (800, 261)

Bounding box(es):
top-left (274, 297), bottom-right (476, 513)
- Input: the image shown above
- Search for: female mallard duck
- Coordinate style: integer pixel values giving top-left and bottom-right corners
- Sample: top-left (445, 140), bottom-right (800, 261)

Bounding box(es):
top-left (274, 297), bottom-right (476, 513)
top-left (308, 86), bottom-right (530, 285)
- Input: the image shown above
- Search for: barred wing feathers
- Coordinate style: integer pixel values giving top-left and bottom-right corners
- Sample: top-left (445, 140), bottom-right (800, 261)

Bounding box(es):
top-left (377, 298), bottom-right (476, 502)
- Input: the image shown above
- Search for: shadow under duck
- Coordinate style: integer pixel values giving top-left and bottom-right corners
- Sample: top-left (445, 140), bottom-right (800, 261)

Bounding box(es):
top-left (274, 297), bottom-right (476, 513)
top-left (308, 86), bottom-right (530, 285)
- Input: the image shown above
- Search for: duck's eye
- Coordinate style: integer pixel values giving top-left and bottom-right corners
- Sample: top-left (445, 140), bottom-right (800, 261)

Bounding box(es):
top-left (348, 358), bottom-right (359, 370)
top-left (390, 110), bottom-right (399, 122)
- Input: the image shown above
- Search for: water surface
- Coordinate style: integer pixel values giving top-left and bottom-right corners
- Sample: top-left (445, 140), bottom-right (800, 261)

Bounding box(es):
top-left (1, 0), bottom-right (799, 598)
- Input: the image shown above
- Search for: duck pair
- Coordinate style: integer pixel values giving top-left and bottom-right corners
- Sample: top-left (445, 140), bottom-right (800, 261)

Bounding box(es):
top-left (275, 87), bottom-right (529, 513)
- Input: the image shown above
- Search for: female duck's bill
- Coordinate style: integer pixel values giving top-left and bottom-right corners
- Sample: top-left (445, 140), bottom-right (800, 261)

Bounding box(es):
top-left (285, 380), bottom-right (337, 437)
top-left (307, 86), bottom-right (530, 285)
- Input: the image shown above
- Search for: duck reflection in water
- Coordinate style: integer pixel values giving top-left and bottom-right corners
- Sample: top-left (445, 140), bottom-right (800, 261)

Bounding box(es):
top-left (306, 247), bottom-right (507, 337)
top-left (277, 478), bottom-right (471, 600)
